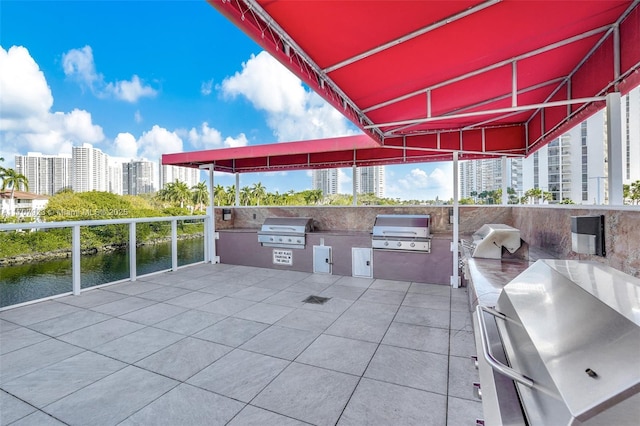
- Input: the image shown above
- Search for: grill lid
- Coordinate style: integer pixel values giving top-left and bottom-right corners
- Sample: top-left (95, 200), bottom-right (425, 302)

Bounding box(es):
top-left (493, 260), bottom-right (640, 425)
top-left (372, 214), bottom-right (430, 239)
top-left (259, 217), bottom-right (313, 235)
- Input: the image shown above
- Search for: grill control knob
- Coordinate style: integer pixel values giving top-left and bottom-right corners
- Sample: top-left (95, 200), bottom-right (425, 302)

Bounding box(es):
top-left (288, 238), bottom-right (292, 242)
top-left (384, 242), bottom-right (389, 246)
top-left (278, 238), bottom-right (283, 242)
top-left (397, 242), bottom-right (402, 247)
top-left (410, 242), bottom-right (415, 247)
top-left (270, 237), bottom-right (274, 241)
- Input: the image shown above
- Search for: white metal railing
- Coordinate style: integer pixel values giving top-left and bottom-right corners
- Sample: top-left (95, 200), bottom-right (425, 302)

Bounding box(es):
top-left (0, 215), bottom-right (210, 301)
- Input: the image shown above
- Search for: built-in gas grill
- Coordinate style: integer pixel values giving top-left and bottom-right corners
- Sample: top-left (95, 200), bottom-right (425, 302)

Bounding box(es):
top-left (474, 260), bottom-right (640, 425)
top-left (470, 224), bottom-right (521, 259)
top-left (371, 214), bottom-right (431, 252)
top-left (257, 217), bottom-right (313, 249)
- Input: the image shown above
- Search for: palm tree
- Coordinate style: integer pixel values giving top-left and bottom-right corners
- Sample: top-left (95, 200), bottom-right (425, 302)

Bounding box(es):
top-left (171, 180), bottom-right (192, 209)
top-left (240, 186), bottom-right (252, 206)
top-left (156, 183), bottom-right (174, 205)
top-left (1, 168), bottom-right (29, 216)
top-left (250, 182), bottom-right (266, 206)
top-left (191, 182), bottom-right (209, 211)
top-left (630, 180), bottom-right (640, 205)
top-left (225, 185), bottom-right (236, 205)
top-left (302, 189), bottom-right (323, 205)
top-left (213, 184), bottom-right (226, 206)
top-left (524, 188), bottom-right (543, 204)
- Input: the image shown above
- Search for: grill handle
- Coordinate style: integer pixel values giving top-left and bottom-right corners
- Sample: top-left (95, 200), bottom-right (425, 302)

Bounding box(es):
top-left (268, 226), bottom-right (297, 232)
top-left (475, 305), bottom-right (535, 388)
top-left (381, 230), bottom-right (418, 235)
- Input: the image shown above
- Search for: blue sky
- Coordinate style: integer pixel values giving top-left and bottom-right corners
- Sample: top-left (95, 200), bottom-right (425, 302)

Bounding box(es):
top-left (0, 0), bottom-right (453, 200)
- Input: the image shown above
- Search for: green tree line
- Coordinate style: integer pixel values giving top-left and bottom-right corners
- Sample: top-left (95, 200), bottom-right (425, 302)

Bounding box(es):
top-left (0, 188), bottom-right (206, 259)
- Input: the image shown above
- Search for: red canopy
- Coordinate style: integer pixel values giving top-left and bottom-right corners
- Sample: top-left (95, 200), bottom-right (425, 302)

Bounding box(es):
top-left (164, 0), bottom-right (639, 172)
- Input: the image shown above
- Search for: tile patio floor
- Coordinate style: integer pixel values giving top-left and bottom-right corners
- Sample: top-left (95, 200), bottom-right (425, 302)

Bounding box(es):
top-left (1, 263), bottom-right (482, 425)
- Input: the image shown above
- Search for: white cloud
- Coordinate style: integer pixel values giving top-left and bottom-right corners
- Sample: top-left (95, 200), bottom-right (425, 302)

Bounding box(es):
top-left (0, 46), bottom-right (53, 123)
top-left (105, 75), bottom-right (157, 102)
top-left (201, 79), bottom-right (213, 96)
top-left (0, 45), bottom-right (105, 163)
top-left (134, 110), bottom-right (143, 123)
top-left (386, 164), bottom-right (453, 201)
top-left (62, 45), bottom-right (157, 103)
top-left (399, 168), bottom-right (430, 188)
top-left (61, 45), bottom-right (99, 88)
top-left (113, 132), bottom-right (138, 159)
top-left (188, 122), bottom-right (222, 148)
top-left (338, 168), bottom-right (353, 194)
top-left (188, 122), bottom-right (247, 149)
top-left (224, 134), bottom-right (248, 148)
top-left (54, 109), bottom-right (104, 143)
top-left (137, 125), bottom-right (183, 160)
top-left (221, 51), bottom-right (358, 142)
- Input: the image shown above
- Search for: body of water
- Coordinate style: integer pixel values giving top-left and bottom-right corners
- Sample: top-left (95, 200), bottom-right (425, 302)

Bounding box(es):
top-left (0, 237), bottom-right (205, 308)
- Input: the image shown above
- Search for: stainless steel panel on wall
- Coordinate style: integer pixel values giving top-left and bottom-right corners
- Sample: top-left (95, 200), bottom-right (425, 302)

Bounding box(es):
top-left (352, 248), bottom-right (372, 278)
top-left (313, 245), bottom-right (332, 275)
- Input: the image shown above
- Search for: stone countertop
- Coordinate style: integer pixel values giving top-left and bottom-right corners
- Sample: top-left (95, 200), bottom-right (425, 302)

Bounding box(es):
top-left (462, 242), bottom-right (557, 310)
top-left (218, 228), bottom-right (452, 238)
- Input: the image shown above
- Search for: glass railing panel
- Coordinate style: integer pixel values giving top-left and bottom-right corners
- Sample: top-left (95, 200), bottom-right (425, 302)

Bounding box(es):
top-left (79, 223), bottom-right (130, 290)
top-left (177, 218), bottom-right (205, 267)
top-left (0, 227), bottom-right (73, 307)
top-left (135, 221), bottom-right (172, 275)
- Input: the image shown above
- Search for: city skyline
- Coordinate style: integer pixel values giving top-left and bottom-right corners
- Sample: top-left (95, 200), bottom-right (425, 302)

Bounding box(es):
top-left (13, 144), bottom-right (203, 197)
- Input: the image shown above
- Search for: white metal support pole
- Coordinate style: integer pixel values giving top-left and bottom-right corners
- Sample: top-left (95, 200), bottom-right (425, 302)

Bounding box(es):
top-left (209, 165), bottom-right (219, 263)
top-left (204, 166), bottom-right (212, 263)
top-left (606, 92), bottom-right (623, 205)
top-left (129, 222), bottom-right (136, 281)
top-left (451, 152), bottom-right (460, 288)
top-left (171, 219), bottom-right (178, 271)
top-left (352, 165), bottom-right (357, 206)
top-left (501, 156), bottom-right (509, 205)
top-left (204, 217), bottom-right (209, 263)
top-left (72, 225), bottom-right (81, 295)
top-left (235, 173), bottom-right (240, 207)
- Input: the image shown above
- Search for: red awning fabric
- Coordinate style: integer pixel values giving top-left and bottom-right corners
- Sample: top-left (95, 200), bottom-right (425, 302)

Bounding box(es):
top-left (164, 0), bottom-right (640, 172)
top-left (162, 134), bottom-right (475, 173)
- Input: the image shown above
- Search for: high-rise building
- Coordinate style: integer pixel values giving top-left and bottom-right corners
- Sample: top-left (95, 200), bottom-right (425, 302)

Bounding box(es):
top-left (72, 143), bottom-right (109, 192)
top-left (459, 158), bottom-right (522, 200)
top-left (159, 163), bottom-right (200, 189)
top-left (312, 169), bottom-right (339, 195)
top-left (14, 152), bottom-right (72, 195)
top-left (122, 160), bottom-right (155, 195)
top-left (522, 87), bottom-right (639, 204)
top-left (108, 162), bottom-right (123, 195)
top-left (355, 166), bottom-right (385, 198)
top-left (622, 87), bottom-right (640, 184)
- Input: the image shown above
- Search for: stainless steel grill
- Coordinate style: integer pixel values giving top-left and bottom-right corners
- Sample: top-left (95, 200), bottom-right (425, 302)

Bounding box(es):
top-left (371, 214), bottom-right (431, 252)
top-left (474, 260), bottom-right (640, 425)
top-left (257, 217), bottom-right (313, 249)
top-left (470, 224), bottom-right (521, 259)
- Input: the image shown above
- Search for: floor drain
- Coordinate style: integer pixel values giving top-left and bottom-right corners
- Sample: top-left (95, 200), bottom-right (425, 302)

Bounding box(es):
top-left (302, 295), bottom-right (331, 305)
